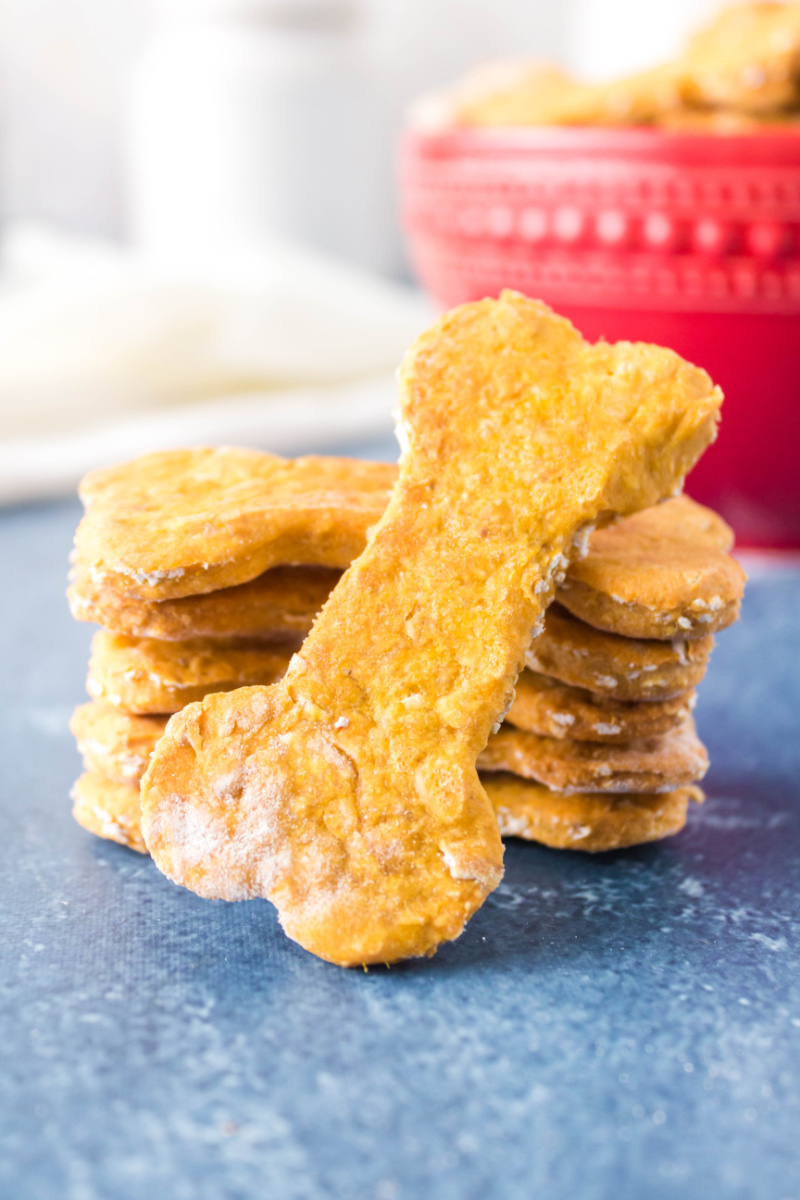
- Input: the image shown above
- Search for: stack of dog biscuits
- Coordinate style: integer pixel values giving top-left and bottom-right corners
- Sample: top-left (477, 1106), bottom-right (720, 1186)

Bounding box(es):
top-left (68, 449), bottom-right (396, 853)
top-left (68, 448), bottom-right (745, 858)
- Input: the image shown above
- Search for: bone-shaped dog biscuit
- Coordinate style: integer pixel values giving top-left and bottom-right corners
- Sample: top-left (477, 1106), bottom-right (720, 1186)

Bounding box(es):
top-left (479, 717), bottom-right (708, 794)
top-left (556, 495), bottom-right (745, 641)
top-left (141, 292), bottom-right (721, 966)
top-left (76, 450), bottom-right (395, 601)
top-left (71, 771), bottom-right (148, 854)
top-left (71, 701), bottom-right (169, 784)
top-left (69, 565), bottom-right (339, 643)
top-left (484, 774), bottom-right (703, 852)
top-left (528, 607), bottom-right (713, 701)
top-left (87, 632), bottom-right (295, 714)
top-left (506, 671), bottom-right (695, 743)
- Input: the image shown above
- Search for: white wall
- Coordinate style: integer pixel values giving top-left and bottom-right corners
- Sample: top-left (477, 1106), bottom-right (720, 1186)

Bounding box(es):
top-left (0, 1), bottom-right (569, 252)
top-left (0, 0), bottom-right (718, 273)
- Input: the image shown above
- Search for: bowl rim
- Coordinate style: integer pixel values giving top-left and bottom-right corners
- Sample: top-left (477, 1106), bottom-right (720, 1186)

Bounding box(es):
top-left (403, 124), bottom-right (800, 165)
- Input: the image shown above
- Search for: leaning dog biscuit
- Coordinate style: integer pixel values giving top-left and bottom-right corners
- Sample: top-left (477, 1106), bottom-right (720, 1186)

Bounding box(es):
top-left (479, 717), bottom-right (708, 794)
top-left (483, 773), bottom-right (703, 853)
top-left (528, 606), bottom-right (713, 701)
top-left (69, 565), bottom-right (339, 642)
top-left (71, 771), bottom-right (148, 854)
top-left (556, 495), bottom-right (746, 641)
top-left (506, 670), bottom-right (695, 743)
top-left (75, 450), bottom-right (395, 601)
top-left (87, 632), bottom-right (295, 714)
top-left (140, 292), bottom-right (721, 967)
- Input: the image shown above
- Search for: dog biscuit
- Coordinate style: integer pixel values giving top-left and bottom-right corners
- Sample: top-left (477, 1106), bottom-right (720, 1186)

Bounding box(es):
top-left (682, 2), bottom-right (800, 114)
top-left (507, 670), bottom-right (695, 743)
top-left (71, 771), bottom-right (148, 854)
top-left (71, 701), bottom-right (169, 784)
top-left (557, 495), bottom-right (745, 641)
top-left (87, 632), bottom-right (295, 714)
top-left (483, 773), bottom-right (703, 852)
top-left (75, 449), bottom-right (395, 601)
top-left (479, 717), bottom-right (708, 794)
top-left (69, 565), bottom-right (338, 642)
top-left (528, 606), bottom-right (713, 701)
top-left (448, 60), bottom-right (688, 127)
top-left (140, 293), bottom-right (721, 966)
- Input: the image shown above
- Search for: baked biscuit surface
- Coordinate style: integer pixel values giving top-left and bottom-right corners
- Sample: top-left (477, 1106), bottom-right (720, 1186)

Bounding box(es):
top-left (75, 449), bottom-right (395, 601)
top-left (557, 495), bottom-right (746, 641)
top-left (141, 292), bottom-right (721, 967)
top-left (69, 565), bottom-right (340, 642)
top-left (479, 717), bottom-right (709, 794)
top-left (527, 606), bottom-right (713, 701)
top-left (86, 632), bottom-right (296, 714)
top-left (506, 670), bottom-right (695, 742)
top-left (682, 1), bottom-right (800, 113)
top-left (483, 774), bottom-right (702, 853)
top-left (72, 771), bottom-right (148, 854)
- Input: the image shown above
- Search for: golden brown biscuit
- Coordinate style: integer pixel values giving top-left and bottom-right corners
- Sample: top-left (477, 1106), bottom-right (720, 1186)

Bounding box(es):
top-left (506, 669), bottom-right (695, 743)
top-left (557, 495), bottom-right (746, 641)
top-left (528, 606), bottom-right (713, 701)
top-left (71, 771), bottom-right (148, 854)
top-left (72, 461), bottom-right (741, 644)
top-left (87, 632), bottom-right (295, 714)
top-left (483, 773), bottom-right (703, 852)
top-left (75, 449), bottom-right (395, 601)
top-left (140, 292), bottom-right (721, 967)
top-left (71, 701), bottom-right (169, 784)
top-left (479, 717), bottom-right (708, 793)
top-left (69, 767), bottom-right (702, 858)
top-left (448, 60), bottom-right (688, 127)
top-left (681, 2), bottom-right (800, 114)
top-left (69, 565), bottom-right (339, 642)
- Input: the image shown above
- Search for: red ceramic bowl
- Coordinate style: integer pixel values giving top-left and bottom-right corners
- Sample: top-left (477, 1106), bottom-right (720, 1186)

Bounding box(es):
top-left (401, 127), bottom-right (800, 547)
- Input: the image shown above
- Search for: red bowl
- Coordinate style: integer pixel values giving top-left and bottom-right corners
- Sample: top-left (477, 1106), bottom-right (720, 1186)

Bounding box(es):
top-left (401, 126), bottom-right (800, 547)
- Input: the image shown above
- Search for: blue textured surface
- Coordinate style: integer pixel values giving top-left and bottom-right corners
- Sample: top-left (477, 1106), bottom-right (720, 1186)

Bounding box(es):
top-left (1, 487), bottom-right (799, 1200)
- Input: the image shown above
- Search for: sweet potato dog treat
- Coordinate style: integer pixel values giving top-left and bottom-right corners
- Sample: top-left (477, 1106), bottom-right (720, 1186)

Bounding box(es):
top-left (69, 565), bottom-right (339, 642)
top-left (140, 292), bottom-right (721, 967)
top-left (71, 771), bottom-right (148, 854)
top-left (479, 717), bottom-right (708, 794)
top-left (483, 773), bottom-right (703, 852)
top-left (87, 632), bottom-right (295, 714)
top-left (75, 449), bottom-right (395, 601)
top-left (528, 606), bottom-right (713, 701)
top-left (556, 495), bottom-right (746, 641)
top-left (681, 2), bottom-right (800, 115)
top-left (71, 702), bottom-right (169, 785)
top-left (506, 670), bottom-right (695, 743)
top-left (434, 59), bottom-right (688, 129)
